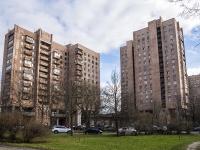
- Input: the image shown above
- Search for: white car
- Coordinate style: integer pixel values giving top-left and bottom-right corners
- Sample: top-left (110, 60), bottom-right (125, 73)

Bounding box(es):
top-left (118, 127), bottom-right (137, 135)
top-left (52, 125), bottom-right (71, 134)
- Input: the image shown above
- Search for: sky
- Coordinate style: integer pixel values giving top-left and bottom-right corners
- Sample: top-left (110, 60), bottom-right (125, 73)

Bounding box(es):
top-left (0, 0), bottom-right (200, 87)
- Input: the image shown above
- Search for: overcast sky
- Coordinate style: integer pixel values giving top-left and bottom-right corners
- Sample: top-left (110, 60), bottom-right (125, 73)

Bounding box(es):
top-left (0, 0), bottom-right (200, 87)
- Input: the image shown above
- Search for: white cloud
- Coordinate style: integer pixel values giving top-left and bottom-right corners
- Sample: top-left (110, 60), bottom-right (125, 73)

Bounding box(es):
top-left (187, 68), bottom-right (200, 76)
top-left (0, 0), bottom-right (200, 82)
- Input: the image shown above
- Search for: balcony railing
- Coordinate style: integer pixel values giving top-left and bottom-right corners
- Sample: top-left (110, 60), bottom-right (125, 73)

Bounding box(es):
top-left (76, 49), bottom-right (83, 55)
top-left (40, 86), bottom-right (47, 90)
top-left (75, 71), bottom-right (82, 76)
top-left (54, 55), bottom-right (60, 59)
top-left (40, 50), bottom-right (49, 55)
top-left (40, 45), bottom-right (49, 50)
top-left (25, 37), bottom-right (34, 44)
top-left (39, 67), bottom-right (48, 72)
top-left (24, 50), bottom-right (32, 56)
top-left (40, 61), bottom-right (49, 67)
top-left (41, 56), bottom-right (49, 61)
top-left (23, 76), bottom-right (31, 80)
top-left (39, 73), bottom-right (48, 78)
top-left (23, 89), bottom-right (30, 93)
top-left (23, 82), bottom-right (31, 87)
top-left (54, 60), bottom-right (60, 64)
top-left (39, 79), bottom-right (48, 84)
top-left (75, 65), bottom-right (82, 70)
top-left (25, 44), bottom-right (33, 50)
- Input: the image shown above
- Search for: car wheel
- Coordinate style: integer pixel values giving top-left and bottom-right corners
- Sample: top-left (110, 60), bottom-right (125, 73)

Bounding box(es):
top-left (121, 131), bottom-right (125, 136)
top-left (131, 131), bottom-right (136, 136)
top-left (67, 131), bottom-right (71, 134)
top-left (54, 130), bottom-right (58, 134)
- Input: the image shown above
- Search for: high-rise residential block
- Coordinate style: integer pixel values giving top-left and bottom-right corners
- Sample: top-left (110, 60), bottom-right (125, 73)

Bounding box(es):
top-left (120, 17), bottom-right (188, 123)
top-left (1, 25), bottom-right (100, 125)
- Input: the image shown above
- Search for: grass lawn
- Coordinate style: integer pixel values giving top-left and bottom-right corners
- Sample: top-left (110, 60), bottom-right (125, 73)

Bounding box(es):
top-left (4, 133), bottom-right (200, 150)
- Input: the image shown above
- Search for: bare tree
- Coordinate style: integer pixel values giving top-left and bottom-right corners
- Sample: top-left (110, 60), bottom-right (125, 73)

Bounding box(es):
top-left (52, 80), bottom-right (78, 136)
top-left (169, 0), bottom-right (200, 49)
top-left (104, 69), bottom-right (121, 136)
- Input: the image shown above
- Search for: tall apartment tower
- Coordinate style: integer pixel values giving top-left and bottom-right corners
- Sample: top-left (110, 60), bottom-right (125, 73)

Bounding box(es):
top-left (1, 25), bottom-right (100, 125)
top-left (120, 17), bottom-right (188, 123)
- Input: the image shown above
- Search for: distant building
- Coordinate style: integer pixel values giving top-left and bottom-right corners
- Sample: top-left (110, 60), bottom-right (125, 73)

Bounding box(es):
top-left (1, 25), bottom-right (100, 125)
top-left (188, 74), bottom-right (200, 98)
top-left (120, 17), bottom-right (188, 124)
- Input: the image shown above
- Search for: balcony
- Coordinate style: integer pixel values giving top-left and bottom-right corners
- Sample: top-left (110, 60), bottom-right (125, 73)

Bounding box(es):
top-left (22, 96), bottom-right (29, 100)
top-left (23, 76), bottom-right (31, 81)
top-left (40, 50), bottom-right (49, 55)
top-left (75, 76), bottom-right (81, 81)
top-left (40, 44), bottom-right (49, 50)
top-left (53, 76), bottom-right (60, 81)
top-left (75, 65), bottom-right (82, 70)
top-left (23, 89), bottom-right (30, 93)
top-left (54, 71), bottom-right (60, 75)
top-left (23, 69), bottom-right (31, 74)
top-left (40, 61), bottom-right (49, 67)
top-left (76, 49), bottom-right (83, 55)
top-left (39, 67), bottom-right (48, 72)
top-left (39, 79), bottom-right (48, 84)
top-left (75, 71), bottom-right (82, 76)
top-left (24, 50), bottom-right (32, 56)
top-left (40, 86), bottom-right (47, 90)
top-left (24, 56), bottom-right (31, 61)
top-left (75, 61), bottom-right (82, 66)
top-left (25, 44), bottom-right (33, 50)
top-left (39, 73), bottom-right (48, 78)
top-left (38, 98), bottom-right (48, 103)
top-left (41, 56), bottom-right (49, 61)
top-left (76, 56), bottom-right (83, 61)
top-left (23, 82), bottom-right (31, 87)
top-left (25, 37), bottom-right (34, 44)
top-left (38, 92), bottom-right (48, 96)
top-left (54, 54), bottom-right (60, 59)
top-left (54, 60), bottom-right (60, 64)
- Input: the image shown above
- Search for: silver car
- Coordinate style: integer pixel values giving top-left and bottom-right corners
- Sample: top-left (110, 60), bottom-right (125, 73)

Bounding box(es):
top-left (52, 125), bottom-right (71, 134)
top-left (118, 127), bottom-right (137, 135)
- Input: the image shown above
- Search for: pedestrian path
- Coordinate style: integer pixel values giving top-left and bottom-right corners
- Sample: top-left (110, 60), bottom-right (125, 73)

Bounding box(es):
top-left (187, 141), bottom-right (200, 150)
top-left (0, 145), bottom-right (39, 150)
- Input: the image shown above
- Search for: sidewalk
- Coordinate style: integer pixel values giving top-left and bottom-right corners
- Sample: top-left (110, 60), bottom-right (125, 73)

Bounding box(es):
top-left (187, 141), bottom-right (200, 150)
top-left (0, 145), bottom-right (39, 150)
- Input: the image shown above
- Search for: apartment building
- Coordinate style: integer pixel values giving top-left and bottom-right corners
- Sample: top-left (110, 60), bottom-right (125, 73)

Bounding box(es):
top-left (188, 74), bottom-right (200, 99)
top-left (120, 17), bottom-right (188, 124)
top-left (1, 25), bottom-right (100, 126)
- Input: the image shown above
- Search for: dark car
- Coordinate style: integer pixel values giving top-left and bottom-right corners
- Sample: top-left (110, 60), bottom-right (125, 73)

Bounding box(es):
top-left (84, 127), bottom-right (102, 134)
top-left (192, 127), bottom-right (200, 131)
top-left (73, 125), bottom-right (86, 130)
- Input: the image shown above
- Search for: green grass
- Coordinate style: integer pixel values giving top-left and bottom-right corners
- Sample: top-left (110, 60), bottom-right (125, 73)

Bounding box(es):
top-left (3, 133), bottom-right (200, 150)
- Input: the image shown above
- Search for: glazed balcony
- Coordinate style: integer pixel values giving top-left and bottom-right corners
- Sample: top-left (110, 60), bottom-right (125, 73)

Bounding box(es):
top-left (76, 49), bottom-right (83, 55)
top-left (53, 76), bottom-right (60, 81)
top-left (23, 69), bottom-right (32, 74)
top-left (75, 61), bottom-right (82, 66)
top-left (38, 92), bottom-right (48, 96)
top-left (76, 55), bottom-right (83, 61)
top-left (54, 54), bottom-right (60, 59)
top-left (22, 96), bottom-right (29, 100)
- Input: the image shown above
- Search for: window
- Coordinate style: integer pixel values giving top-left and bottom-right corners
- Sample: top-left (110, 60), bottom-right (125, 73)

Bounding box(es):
top-left (6, 65), bottom-right (11, 70)
top-left (173, 81), bottom-right (177, 84)
top-left (173, 75), bottom-right (176, 80)
top-left (171, 49), bottom-right (174, 53)
top-left (168, 82), bottom-right (170, 85)
top-left (7, 52), bottom-right (13, 58)
top-left (170, 34), bottom-right (173, 39)
top-left (172, 60), bottom-right (175, 63)
top-left (8, 40), bottom-right (13, 45)
top-left (169, 29), bottom-right (173, 33)
top-left (137, 35), bottom-right (140, 38)
top-left (163, 26), bottom-right (166, 30)
top-left (8, 46), bottom-right (13, 51)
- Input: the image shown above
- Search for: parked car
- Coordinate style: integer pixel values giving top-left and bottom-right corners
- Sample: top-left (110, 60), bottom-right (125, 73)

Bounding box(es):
top-left (84, 127), bottom-right (102, 134)
top-left (73, 125), bottom-right (86, 130)
top-left (52, 125), bottom-right (71, 134)
top-left (118, 127), bottom-right (137, 135)
top-left (192, 127), bottom-right (200, 131)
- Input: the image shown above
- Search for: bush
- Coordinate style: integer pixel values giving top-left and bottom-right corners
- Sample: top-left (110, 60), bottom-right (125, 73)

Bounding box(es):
top-left (22, 119), bottom-right (48, 143)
